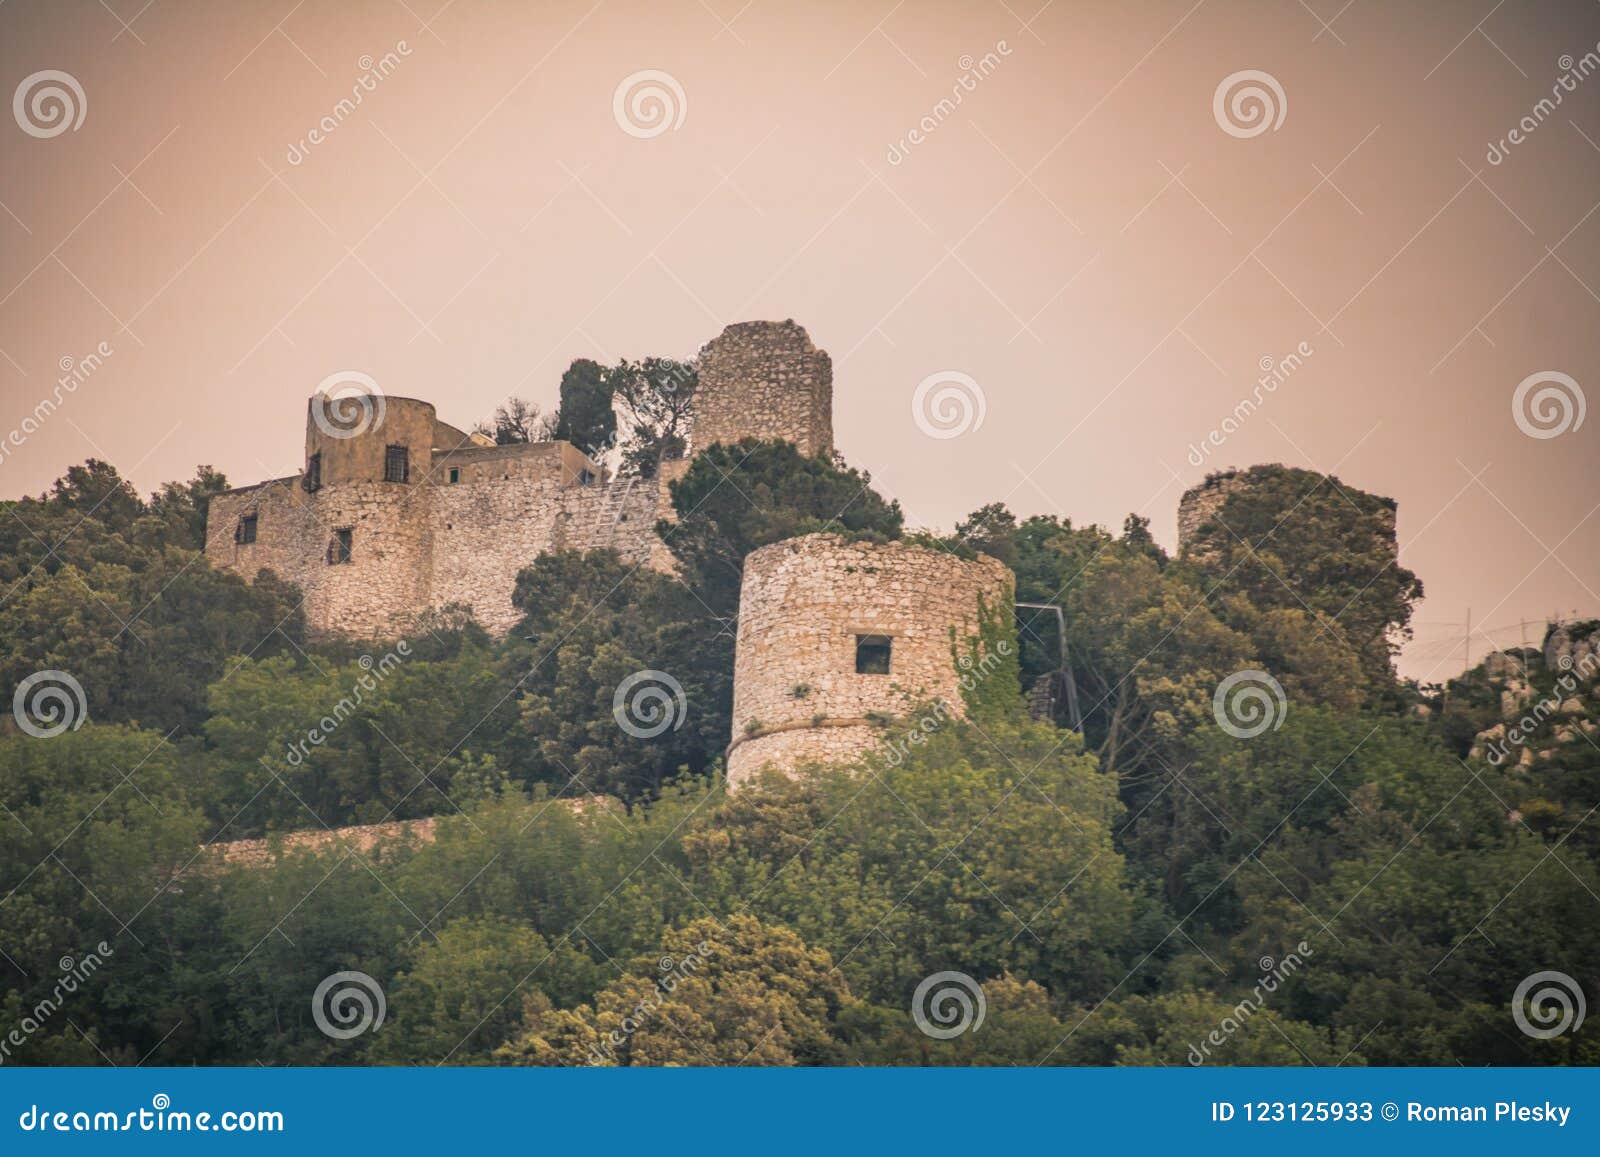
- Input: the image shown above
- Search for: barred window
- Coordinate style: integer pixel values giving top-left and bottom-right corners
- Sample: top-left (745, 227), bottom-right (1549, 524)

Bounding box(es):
top-left (328, 528), bottom-right (353, 565)
top-left (855, 634), bottom-right (892, 675)
top-left (303, 452), bottom-right (322, 492)
top-left (385, 444), bottom-right (409, 483)
top-left (237, 514), bottom-right (258, 545)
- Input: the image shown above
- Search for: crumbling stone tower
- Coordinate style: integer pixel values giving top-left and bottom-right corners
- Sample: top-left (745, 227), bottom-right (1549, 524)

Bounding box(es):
top-left (1177, 466), bottom-right (1398, 561)
top-left (726, 533), bottom-right (1014, 787)
top-left (692, 320), bottom-right (833, 456)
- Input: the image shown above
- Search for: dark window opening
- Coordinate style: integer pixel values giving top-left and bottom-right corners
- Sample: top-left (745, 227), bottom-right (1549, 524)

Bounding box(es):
top-left (236, 514), bottom-right (258, 545)
top-left (448, 467), bottom-right (460, 484)
top-left (855, 634), bottom-right (892, 675)
top-left (578, 468), bottom-right (596, 485)
top-left (303, 452), bottom-right (322, 492)
top-left (328, 528), bottom-right (353, 565)
top-left (385, 444), bottom-right (410, 483)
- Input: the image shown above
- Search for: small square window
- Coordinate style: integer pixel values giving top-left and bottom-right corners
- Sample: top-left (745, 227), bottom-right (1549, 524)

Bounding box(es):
top-left (448, 467), bottom-right (460, 484)
top-left (385, 444), bottom-right (410, 483)
top-left (328, 528), bottom-right (353, 565)
top-left (303, 452), bottom-right (322, 492)
top-left (855, 634), bottom-right (892, 675)
top-left (237, 514), bottom-right (258, 544)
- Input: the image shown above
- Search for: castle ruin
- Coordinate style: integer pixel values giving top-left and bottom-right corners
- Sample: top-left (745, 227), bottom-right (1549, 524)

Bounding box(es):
top-left (206, 319), bottom-right (1003, 783)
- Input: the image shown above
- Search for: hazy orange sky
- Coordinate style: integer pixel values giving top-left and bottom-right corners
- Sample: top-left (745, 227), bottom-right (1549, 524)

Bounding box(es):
top-left (2, 0), bottom-right (1597, 681)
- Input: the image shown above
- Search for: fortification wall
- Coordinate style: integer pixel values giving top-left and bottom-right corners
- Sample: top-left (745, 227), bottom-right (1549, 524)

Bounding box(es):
top-left (1177, 472), bottom-right (1250, 550)
top-left (428, 472), bottom-right (567, 634)
top-left (206, 475), bottom-right (434, 639)
top-left (693, 320), bottom-right (833, 456)
top-left (727, 533), bottom-right (1013, 786)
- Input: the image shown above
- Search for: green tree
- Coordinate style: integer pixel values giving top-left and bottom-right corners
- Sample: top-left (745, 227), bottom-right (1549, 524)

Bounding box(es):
top-left (552, 358), bottom-right (616, 459)
top-left (658, 439), bottom-right (904, 612)
top-left (606, 357), bottom-right (697, 476)
top-left (496, 915), bottom-right (850, 1066)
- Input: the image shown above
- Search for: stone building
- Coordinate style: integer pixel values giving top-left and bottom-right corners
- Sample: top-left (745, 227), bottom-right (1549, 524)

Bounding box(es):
top-left (204, 321), bottom-right (830, 639)
top-left (725, 534), bottom-right (1014, 786)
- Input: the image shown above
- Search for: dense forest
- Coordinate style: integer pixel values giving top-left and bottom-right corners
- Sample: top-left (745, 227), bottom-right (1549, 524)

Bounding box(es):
top-left (1, 430), bottom-right (1597, 1066)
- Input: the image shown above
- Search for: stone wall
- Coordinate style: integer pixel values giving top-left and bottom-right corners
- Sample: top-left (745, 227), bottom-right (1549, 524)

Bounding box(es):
top-left (208, 421), bottom-right (679, 638)
top-left (1176, 471), bottom-right (1252, 551)
top-left (205, 320), bottom-right (839, 640)
top-left (692, 320), bottom-right (833, 456)
top-left (726, 533), bottom-right (1014, 786)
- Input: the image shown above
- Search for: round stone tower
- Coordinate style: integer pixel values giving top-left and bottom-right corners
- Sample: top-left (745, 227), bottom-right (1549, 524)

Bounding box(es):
top-left (294, 392), bottom-right (436, 638)
top-left (726, 533), bottom-right (1014, 787)
top-left (691, 320), bottom-right (833, 457)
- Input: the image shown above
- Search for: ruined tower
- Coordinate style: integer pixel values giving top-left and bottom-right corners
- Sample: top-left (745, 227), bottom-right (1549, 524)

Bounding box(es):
top-left (725, 533), bottom-right (1015, 787)
top-left (691, 320), bottom-right (833, 456)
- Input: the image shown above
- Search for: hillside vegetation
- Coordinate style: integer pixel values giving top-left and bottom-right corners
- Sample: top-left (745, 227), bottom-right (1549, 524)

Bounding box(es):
top-left (1, 452), bottom-right (1596, 1066)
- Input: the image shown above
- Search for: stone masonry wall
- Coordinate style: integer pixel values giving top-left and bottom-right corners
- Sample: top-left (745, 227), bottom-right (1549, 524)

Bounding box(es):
top-left (727, 533), bottom-right (1013, 786)
top-left (1176, 471), bottom-right (1251, 552)
top-left (208, 434), bottom-right (679, 639)
top-left (205, 319), bottom-right (839, 640)
top-left (692, 320), bottom-right (833, 456)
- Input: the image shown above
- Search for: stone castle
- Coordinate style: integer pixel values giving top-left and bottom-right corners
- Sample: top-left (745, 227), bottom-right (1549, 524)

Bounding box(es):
top-left (206, 320), bottom-right (1386, 785)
